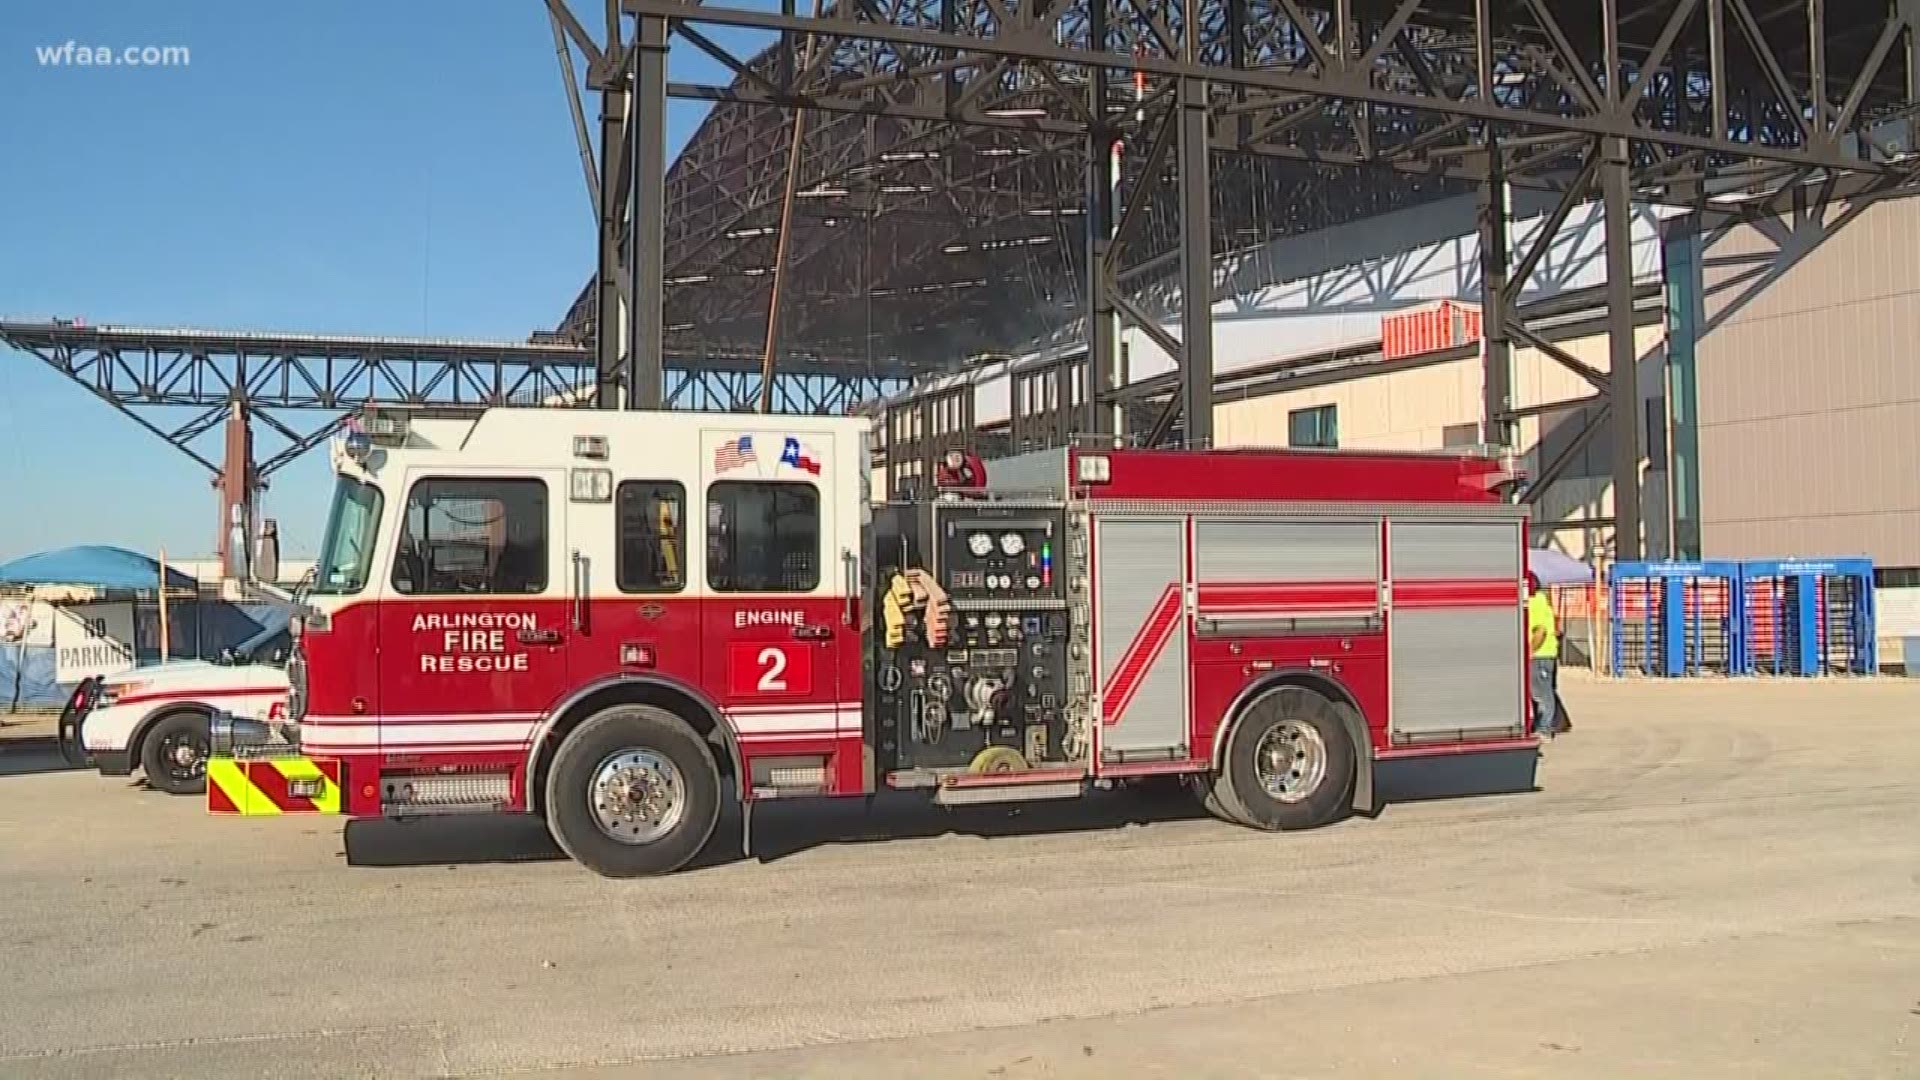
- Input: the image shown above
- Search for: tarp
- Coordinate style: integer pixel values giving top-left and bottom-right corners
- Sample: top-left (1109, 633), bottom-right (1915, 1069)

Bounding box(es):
top-left (1528, 547), bottom-right (1595, 586)
top-left (0, 597), bottom-right (281, 709)
top-left (0, 546), bottom-right (197, 593)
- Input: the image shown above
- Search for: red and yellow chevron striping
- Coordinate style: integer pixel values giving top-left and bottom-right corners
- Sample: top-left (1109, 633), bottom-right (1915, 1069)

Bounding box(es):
top-left (206, 756), bottom-right (343, 815)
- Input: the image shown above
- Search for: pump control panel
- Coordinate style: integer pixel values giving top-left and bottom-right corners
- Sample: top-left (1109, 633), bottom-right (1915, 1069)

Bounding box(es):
top-left (866, 501), bottom-right (1083, 777)
top-left (943, 515), bottom-right (1061, 600)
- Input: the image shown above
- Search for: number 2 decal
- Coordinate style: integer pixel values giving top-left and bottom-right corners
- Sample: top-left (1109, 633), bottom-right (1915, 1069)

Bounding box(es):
top-left (728, 641), bottom-right (813, 696)
top-left (756, 647), bottom-right (787, 691)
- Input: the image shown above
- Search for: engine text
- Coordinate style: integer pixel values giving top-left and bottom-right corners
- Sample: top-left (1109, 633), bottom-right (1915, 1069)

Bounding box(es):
top-left (735, 609), bottom-right (806, 628)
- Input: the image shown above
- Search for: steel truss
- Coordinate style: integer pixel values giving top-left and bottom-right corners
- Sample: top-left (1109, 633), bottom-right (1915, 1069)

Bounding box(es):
top-left (0, 321), bottom-right (903, 480)
top-left (548, 0), bottom-right (1468, 395)
top-left (565, 0), bottom-right (1920, 558)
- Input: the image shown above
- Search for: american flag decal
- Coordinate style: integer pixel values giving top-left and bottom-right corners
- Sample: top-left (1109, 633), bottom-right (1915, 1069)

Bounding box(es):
top-left (714, 435), bottom-right (756, 473)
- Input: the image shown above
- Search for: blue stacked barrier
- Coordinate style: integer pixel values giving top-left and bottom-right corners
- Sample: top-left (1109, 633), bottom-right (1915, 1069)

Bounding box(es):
top-left (1738, 558), bottom-right (1876, 676)
top-left (1609, 561), bottom-right (1744, 677)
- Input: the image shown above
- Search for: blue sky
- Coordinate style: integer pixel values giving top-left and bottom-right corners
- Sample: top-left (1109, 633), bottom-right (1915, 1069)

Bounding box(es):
top-left (0, 1), bottom-right (755, 562)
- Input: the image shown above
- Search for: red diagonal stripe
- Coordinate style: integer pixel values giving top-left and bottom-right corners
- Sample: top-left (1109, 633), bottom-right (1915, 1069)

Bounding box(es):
top-left (1101, 585), bottom-right (1178, 701)
top-left (246, 761), bottom-right (318, 813)
top-left (1102, 585), bottom-right (1182, 725)
top-left (1104, 604), bottom-right (1181, 724)
top-left (207, 772), bottom-right (239, 813)
top-left (1103, 585), bottom-right (1176, 693)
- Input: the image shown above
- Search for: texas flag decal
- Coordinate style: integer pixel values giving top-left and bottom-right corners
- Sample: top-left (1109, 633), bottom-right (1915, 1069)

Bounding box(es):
top-left (780, 436), bottom-right (823, 475)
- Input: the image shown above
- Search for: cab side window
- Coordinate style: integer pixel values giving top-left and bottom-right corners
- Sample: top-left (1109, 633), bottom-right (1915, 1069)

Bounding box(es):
top-left (616, 481), bottom-right (686, 593)
top-left (393, 477), bottom-right (548, 595)
top-left (706, 481), bottom-right (819, 592)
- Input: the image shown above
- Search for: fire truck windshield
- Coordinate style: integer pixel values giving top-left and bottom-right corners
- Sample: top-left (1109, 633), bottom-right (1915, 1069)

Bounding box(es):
top-left (311, 476), bottom-right (384, 595)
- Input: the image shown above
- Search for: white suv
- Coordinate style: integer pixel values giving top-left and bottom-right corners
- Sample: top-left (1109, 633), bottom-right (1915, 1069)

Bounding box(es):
top-left (59, 624), bottom-right (292, 795)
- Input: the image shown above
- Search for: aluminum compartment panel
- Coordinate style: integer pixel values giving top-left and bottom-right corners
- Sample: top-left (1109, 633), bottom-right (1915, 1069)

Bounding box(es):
top-left (1194, 519), bottom-right (1380, 582)
top-left (1389, 521), bottom-right (1522, 581)
top-left (1095, 517), bottom-right (1188, 756)
top-left (1389, 606), bottom-right (1524, 738)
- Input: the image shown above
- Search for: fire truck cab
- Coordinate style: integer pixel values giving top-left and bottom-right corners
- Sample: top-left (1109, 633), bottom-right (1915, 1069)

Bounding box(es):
top-left (212, 406), bottom-right (1539, 877)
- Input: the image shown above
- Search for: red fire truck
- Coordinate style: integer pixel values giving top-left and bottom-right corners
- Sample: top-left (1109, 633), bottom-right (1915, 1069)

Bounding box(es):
top-left (207, 407), bottom-right (1539, 876)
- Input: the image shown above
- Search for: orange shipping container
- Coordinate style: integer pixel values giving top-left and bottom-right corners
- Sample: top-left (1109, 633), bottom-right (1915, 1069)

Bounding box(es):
top-left (1380, 300), bottom-right (1483, 361)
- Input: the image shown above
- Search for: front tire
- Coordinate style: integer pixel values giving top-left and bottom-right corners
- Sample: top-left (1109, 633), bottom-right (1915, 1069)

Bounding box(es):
top-left (1211, 686), bottom-right (1355, 831)
top-left (544, 704), bottom-right (721, 877)
top-left (140, 711), bottom-right (210, 796)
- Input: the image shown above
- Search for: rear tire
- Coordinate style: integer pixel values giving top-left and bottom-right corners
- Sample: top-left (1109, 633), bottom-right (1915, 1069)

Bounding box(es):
top-left (544, 704), bottom-right (721, 878)
top-left (140, 711), bottom-right (210, 796)
top-left (1215, 685), bottom-right (1355, 831)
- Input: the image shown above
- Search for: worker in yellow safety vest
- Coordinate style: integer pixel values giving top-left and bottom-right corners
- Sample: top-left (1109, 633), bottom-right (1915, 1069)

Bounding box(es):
top-left (1526, 573), bottom-right (1561, 738)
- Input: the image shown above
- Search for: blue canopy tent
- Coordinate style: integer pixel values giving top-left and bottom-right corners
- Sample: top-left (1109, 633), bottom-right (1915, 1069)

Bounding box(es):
top-left (0, 547), bottom-right (201, 710)
top-left (1528, 547), bottom-right (1594, 587)
top-left (0, 545), bottom-right (197, 593)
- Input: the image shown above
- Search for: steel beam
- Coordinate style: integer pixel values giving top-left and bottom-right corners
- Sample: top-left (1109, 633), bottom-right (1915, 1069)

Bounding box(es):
top-left (1601, 135), bottom-right (1643, 559)
top-left (1177, 5), bottom-right (1214, 449)
top-left (1524, 400), bottom-right (1613, 501)
top-left (1478, 138), bottom-right (1513, 450)
top-left (550, 4), bottom-right (602, 213)
top-left (2, 322), bottom-right (893, 482)
top-left (1509, 322), bottom-right (1612, 393)
top-left (620, 0), bottom-right (1913, 177)
top-left (1084, 0), bottom-right (1118, 438)
top-left (215, 398), bottom-right (256, 578)
top-left (595, 17), bottom-right (632, 410)
top-left (1908, 0), bottom-right (1920, 152)
top-left (631, 14), bottom-right (669, 409)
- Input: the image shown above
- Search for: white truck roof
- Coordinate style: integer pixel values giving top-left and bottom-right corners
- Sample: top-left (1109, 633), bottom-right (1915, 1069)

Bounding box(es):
top-left (376, 408), bottom-right (871, 457)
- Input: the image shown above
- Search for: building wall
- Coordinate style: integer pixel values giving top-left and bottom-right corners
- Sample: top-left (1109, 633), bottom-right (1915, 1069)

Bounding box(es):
top-left (1211, 324), bottom-right (1669, 561)
top-left (1694, 195), bottom-right (1920, 569)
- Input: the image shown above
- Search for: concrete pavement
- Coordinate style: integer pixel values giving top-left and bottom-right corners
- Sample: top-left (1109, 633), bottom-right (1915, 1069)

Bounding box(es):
top-left (0, 677), bottom-right (1915, 1078)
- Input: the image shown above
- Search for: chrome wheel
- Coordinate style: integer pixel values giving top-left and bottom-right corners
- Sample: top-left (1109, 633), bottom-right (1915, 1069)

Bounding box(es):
top-left (589, 749), bottom-right (686, 845)
top-left (1254, 719), bottom-right (1327, 804)
top-left (158, 730), bottom-right (208, 784)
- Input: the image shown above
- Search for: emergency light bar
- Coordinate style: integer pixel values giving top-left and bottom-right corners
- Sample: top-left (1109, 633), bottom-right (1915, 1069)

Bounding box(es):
top-left (360, 408), bottom-right (410, 445)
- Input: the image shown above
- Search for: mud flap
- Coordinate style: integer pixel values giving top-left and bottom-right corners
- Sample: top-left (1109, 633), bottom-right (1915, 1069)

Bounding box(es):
top-left (1335, 702), bottom-right (1375, 815)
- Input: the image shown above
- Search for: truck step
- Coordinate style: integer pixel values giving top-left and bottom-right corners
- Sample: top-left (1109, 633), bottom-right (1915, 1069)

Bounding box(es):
top-left (934, 770), bottom-right (1086, 807)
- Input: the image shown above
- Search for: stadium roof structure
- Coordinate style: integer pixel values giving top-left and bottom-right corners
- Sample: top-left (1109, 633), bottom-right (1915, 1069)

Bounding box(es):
top-left (553, 0), bottom-right (1920, 373)
top-left (553, 74), bottom-right (1467, 373)
top-left (551, 0), bottom-right (1920, 556)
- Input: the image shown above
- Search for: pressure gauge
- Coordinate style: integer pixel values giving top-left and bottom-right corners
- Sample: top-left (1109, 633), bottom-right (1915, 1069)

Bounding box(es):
top-left (968, 532), bottom-right (994, 557)
top-left (999, 531), bottom-right (1026, 556)
top-left (984, 613), bottom-right (1003, 629)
